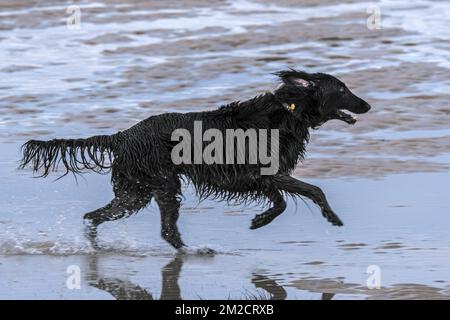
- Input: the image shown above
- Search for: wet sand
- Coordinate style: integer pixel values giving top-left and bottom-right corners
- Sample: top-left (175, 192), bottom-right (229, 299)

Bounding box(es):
top-left (1, 141), bottom-right (450, 299)
top-left (1, 0), bottom-right (449, 299)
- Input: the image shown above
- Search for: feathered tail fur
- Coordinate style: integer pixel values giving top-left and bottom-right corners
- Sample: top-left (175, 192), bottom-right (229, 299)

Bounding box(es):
top-left (20, 134), bottom-right (119, 178)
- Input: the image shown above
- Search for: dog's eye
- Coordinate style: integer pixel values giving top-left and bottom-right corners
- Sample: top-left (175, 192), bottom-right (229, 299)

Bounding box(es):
top-left (339, 87), bottom-right (345, 93)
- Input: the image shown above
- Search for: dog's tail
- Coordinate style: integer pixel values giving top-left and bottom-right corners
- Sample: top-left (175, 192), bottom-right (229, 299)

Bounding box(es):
top-left (19, 134), bottom-right (120, 178)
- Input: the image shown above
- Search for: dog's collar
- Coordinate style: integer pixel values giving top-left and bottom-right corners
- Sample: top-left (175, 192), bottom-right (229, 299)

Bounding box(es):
top-left (272, 94), bottom-right (299, 112)
top-left (282, 102), bottom-right (298, 112)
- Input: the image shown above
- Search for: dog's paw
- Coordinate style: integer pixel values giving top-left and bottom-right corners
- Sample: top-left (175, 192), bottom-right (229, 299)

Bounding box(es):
top-left (178, 246), bottom-right (216, 256)
top-left (323, 209), bottom-right (344, 226)
top-left (196, 247), bottom-right (217, 255)
top-left (250, 213), bottom-right (275, 230)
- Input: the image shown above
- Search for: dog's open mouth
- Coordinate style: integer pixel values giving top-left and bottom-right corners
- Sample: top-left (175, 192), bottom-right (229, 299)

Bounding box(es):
top-left (334, 110), bottom-right (357, 125)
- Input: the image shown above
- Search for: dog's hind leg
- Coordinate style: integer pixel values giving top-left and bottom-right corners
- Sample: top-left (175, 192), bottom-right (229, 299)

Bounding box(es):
top-left (250, 191), bottom-right (286, 230)
top-left (153, 177), bottom-right (185, 250)
top-left (83, 180), bottom-right (152, 249)
top-left (273, 175), bottom-right (343, 226)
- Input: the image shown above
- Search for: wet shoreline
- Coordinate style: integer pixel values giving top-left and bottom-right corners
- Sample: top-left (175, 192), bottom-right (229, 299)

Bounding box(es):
top-left (1, 0), bottom-right (450, 299)
top-left (2, 139), bottom-right (450, 299)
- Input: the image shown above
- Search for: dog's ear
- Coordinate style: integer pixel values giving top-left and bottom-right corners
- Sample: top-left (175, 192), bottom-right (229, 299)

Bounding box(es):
top-left (275, 70), bottom-right (316, 88)
top-left (291, 78), bottom-right (313, 88)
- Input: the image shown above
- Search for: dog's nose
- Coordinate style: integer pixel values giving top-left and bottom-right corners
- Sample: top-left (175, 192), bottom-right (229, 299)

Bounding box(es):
top-left (364, 102), bottom-right (371, 112)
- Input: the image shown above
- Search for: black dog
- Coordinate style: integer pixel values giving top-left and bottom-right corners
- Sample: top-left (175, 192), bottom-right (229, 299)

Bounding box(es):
top-left (20, 69), bottom-right (371, 249)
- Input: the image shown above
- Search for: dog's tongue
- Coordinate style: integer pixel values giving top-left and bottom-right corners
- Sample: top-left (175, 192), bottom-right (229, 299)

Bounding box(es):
top-left (336, 110), bottom-right (357, 124)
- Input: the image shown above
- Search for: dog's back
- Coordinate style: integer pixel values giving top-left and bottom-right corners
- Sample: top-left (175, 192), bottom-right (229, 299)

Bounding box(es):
top-left (113, 93), bottom-right (307, 202)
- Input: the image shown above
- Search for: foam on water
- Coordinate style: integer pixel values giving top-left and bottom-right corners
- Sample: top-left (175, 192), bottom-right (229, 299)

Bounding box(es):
top-left (0, 236), bottom-right (95, 256)
top-left (381, 0), bottom-right (450, 40)
top-left (0, 231), bottom-right (238, 257)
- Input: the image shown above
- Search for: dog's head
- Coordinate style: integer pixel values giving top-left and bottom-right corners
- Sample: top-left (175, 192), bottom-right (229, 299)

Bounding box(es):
top-left (274, 69), bottom-right (371, 127)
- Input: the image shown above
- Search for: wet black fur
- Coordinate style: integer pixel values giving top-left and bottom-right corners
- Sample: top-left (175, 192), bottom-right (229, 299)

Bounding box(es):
top-left (20, 69), bottom-right (371, 249)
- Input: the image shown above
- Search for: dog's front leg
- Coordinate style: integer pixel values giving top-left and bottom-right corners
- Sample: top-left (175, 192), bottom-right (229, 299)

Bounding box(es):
top-left (274, 175), bottom-right (343, 226)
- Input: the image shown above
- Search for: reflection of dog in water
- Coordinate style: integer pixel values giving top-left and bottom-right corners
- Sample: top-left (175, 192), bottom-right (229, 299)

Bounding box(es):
top-left (88, 255), bottom-right (182, 300)
top-left (87, 254), bottom-right (334, 300)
